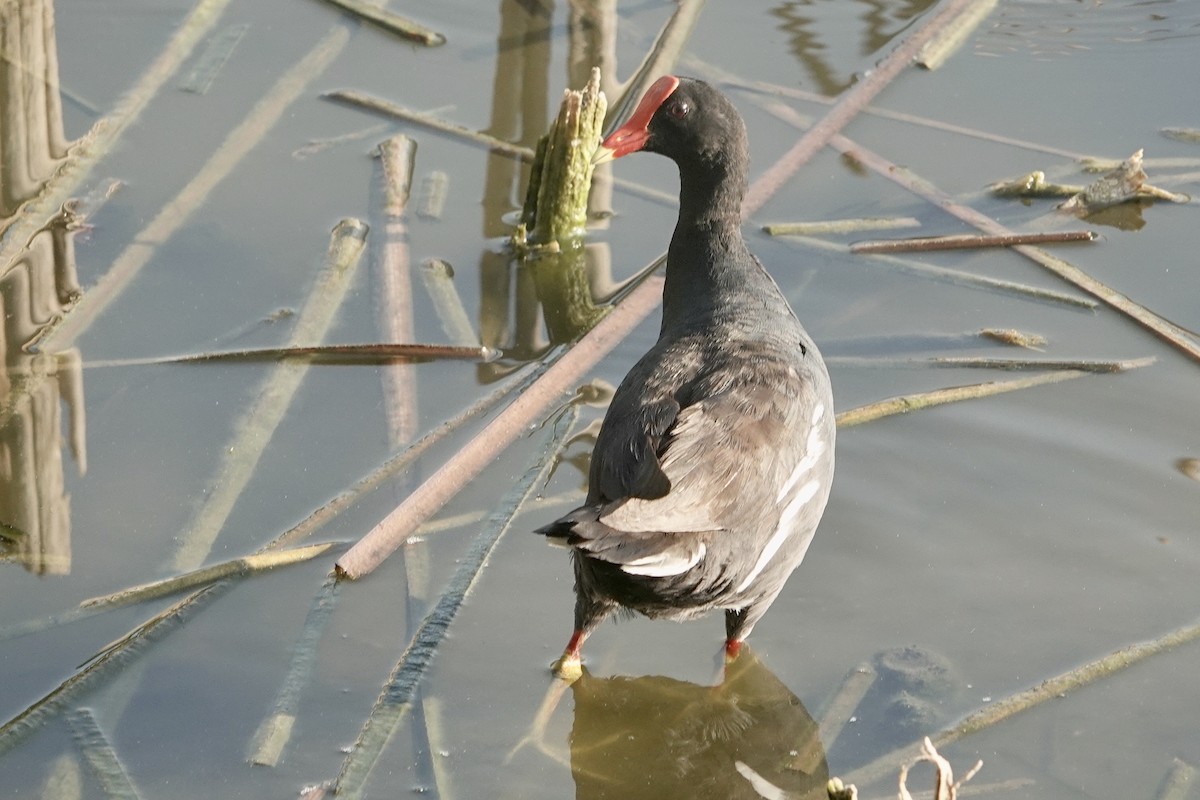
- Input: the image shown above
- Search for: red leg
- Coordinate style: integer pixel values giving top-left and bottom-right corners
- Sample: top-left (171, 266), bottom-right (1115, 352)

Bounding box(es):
top-left (724, 638), bottom-right (743, 661)
top-left (554, 629), bottom-right (586, 680)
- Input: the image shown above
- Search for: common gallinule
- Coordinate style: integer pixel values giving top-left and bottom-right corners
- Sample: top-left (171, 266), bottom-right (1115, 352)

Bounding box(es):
top-left (537, 76), bottom-right (834, 678)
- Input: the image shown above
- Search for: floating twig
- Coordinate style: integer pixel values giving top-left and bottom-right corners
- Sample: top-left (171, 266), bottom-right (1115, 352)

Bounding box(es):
top-left (850, 230), bottom-right (1097, 255)
top-left (79, 542), bottom-right (336, 609)
top-left (324, 89), bottom-right (532, 159)
top-left (311, 0), bottom-right (445, 45)
top-left (843, 615), bottom-right (1200, 790)
top-left (763, 217), bottom-right (921, 236)
top-left (828, 356), bottom-right (1151, 374)
top-left (67, 708), bottom-right (144, 800)
top-left (42, 25), bottom-right (354, 350)
top-left (823, 329), bottom-right (1046, 357)
top-left (248, 576), bottom-right (342, 767)
top-left (915, 0), bottom-right (998, 70)
top-left (834, 369), bottom-right (1122, 429)
top-left (332, 408), bottom-right (577, 795)
top-left (170, 219), bottom-right (367, 573)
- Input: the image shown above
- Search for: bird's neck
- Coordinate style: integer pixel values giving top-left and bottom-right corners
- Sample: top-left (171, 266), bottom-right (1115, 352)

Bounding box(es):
top-left (661, 164), bottom-right (780, 333)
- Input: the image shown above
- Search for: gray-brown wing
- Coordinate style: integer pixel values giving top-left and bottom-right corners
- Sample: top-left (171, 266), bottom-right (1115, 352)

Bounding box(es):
top-left (599, 375), bottom-right (816, 537)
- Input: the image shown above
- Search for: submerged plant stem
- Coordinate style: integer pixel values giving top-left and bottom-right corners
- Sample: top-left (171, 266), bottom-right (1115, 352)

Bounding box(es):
top-left (78, 542), bottom-right (336, 609)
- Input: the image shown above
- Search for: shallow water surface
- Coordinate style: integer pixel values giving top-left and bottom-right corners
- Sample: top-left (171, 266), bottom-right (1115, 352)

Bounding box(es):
top-left (2, 1), bottom-right (1199, 798)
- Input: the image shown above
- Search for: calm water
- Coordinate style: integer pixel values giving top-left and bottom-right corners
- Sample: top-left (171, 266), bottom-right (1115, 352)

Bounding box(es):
top-left (3, 1), bottom-right (1199, 797)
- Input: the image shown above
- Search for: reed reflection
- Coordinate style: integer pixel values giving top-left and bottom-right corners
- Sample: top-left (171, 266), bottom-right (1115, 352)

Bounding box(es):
top-left (0, 0), bottom-right (85, 575)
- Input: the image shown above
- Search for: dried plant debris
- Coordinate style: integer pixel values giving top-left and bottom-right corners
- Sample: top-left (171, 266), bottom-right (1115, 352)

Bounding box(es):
top-left (898, 738), bottom-right (982, 800)
top-left (991, 150), bottom-right (1191, 211)
top-left (1177, 458), bottom-right (1200, 483)
top-left (979, 328), bottom-right (1047, 350)
top-left (1059, 150), bottom-right (1190, 212)
top-left (989, 170), bottom-right (1081, 198)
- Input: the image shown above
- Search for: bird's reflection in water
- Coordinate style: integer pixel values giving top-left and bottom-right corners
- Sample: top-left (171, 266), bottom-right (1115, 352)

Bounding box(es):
top-left (566, 648), bottom-right (827, 800)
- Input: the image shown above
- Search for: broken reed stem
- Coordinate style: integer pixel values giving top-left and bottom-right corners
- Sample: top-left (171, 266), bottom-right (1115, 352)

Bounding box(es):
top-left (78, 542), bottom-right (336, 609)
top-left (915, 0), bottom-right (998, 70)
top-left (335, 276), bottom-right (664, 579)
top-left (420, 259), bottom-right (480, 346)
top-left (842, 615), bottom-right (1200, 790)
top-left (42, 25), bottom-right (353, 351)
top-left (763, 217), bottom-right (921, 236)
top-left (835, 370), bottom-right (1089, 428)
top-left (67, 708), bottom-right (144, 800)
top-left (311, 0), bottom-right (445, 45)
top-left (0, 0), bottom-right (235, 276)
top-left (248, 575), bottom-right (342, 767)
top-left (373, 134), bottom-right (420, 448)
top-left (332, 408), bottom-right (577, 797)
top-left (742, 0), bottom-right (980, 216)
top-left (170, 219), bottom-right (368, 573)
top-left (525, 69), bottom-right (607, 244)
top-left (850, 230), bottom-right (1098, 255)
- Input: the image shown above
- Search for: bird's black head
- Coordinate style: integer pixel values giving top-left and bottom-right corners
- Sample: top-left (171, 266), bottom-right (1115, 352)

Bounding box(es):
top-left (594, 76), bottom-right (748, 174)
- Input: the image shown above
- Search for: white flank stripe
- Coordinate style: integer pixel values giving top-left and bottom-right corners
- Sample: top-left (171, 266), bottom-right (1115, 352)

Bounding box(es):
top-left (737, 479), bottom-right (819, 593)
top-left (775, 403), bottom-right (827, 503)
top-left (621, 543), bottom-right (706, 577)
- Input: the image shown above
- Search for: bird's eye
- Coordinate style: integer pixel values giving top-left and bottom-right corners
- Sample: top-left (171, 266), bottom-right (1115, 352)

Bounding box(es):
top-left (667, 100), bottom-right (690, 119)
